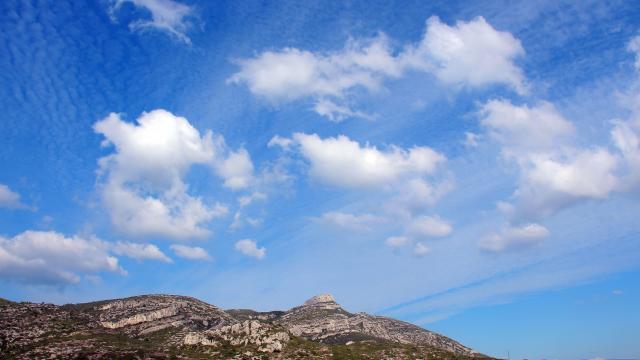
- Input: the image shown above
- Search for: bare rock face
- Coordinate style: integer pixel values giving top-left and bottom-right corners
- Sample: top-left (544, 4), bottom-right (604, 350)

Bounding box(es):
top-left (276, 294), bottom-right (478, 356)
top-left (0, 294), bottom-right (487, 359)
top-left (184, 320), bottom-right (289, 353)
top-left (94, 294), bottom-right (235, 336)
top-left (304, 294), bottom-right (337, 306)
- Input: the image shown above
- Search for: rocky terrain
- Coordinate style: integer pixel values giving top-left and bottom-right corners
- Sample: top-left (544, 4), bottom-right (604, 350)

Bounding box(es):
top-left (0, 294), bottom-right (489, 359)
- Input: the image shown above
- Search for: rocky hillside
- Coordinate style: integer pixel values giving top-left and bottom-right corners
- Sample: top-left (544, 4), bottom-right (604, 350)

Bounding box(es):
top-left (0, 294), bottom-right (489, 359)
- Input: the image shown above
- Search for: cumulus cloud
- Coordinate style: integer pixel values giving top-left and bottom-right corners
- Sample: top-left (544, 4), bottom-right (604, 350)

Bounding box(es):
top-left (480, 100), bottom-right (574, 151)
top-left (403, 16), bottom-right (526, 94)
top-left (109, 0), bottom-right (197, 43)
top-left (409, 215), bottom-right (453, 237)
top-left (112, 242), bottom-right (172, 263)
top-left (170, 244), bottom-right (211, 261)
top-left (523, 149), bottom-right (618, 199)
top-left (478, 100), bottom-right (619, 221)
top-left (0, 184), bottom-right (26, 209)
top-left (288, 133), bottom-right (445, 188)
top-left (317, 211), bottom-right (382, 231)
top-left (273, 132), bottom-right (451, 252)
top-left (0, 231), bottom-right (125, 285)
top-left (94, 109), bottom-right (252, 239)
top-left (234, 239), bottom-right (266, 259)
top-left (230, 16), bottom-right (526, 120)
top-left (213, 148), bottom-right (254, 190)
top-left (479, 223), bottom-right (549, 253)
top-left (229, 35), bottom-right (400, 101)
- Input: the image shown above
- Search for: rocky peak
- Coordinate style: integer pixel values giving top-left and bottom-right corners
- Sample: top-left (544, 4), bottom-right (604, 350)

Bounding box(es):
top-left (0, 294), bottom-right (484, 359)
top-left (303, 294), bottom-right (337, 306)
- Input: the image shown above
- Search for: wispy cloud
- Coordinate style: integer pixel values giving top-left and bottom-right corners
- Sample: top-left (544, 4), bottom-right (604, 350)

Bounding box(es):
top-left (109, 0), bottom-right (198, 43)
top-left (0, 184), bottom-right (28, 209)
top-left (235, 239), bottom-right (266, 259)
top-left (112, 242), bottom-right (173, 263)
top-left (170, 244), bottom-right (211, 261)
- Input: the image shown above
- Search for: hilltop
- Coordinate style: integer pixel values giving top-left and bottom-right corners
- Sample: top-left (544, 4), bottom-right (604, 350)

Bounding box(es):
top-left (0, 294), bottom-right (489, 359)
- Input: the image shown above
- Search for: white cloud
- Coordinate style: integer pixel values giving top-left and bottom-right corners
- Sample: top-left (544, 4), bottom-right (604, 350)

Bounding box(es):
top-left (0, 231), bottom-right (125, 285)
top-left (112, 242), bottom-right (172, 263)
top-left (464, 132), bottom-right (480, 147)
top-left (230, 17), bottom-right (526, 120)
top-left (413, 242), bottom-right (430, 256)
top-left (611, 115), bottom-right (640, 191)
top-left (229, 211), bottom-right (243, 230)
top-left (229, 35), bottom-right (399, 102)
top-left (170, 244), bottom-right (211, 261)
top-left (524, 149), bottom-right (618, 199)
top-left (628, 35), bottom-right (640, 70)
top-left (238, 192), bottom-right (267, 207)
top-left (385, 236), bottom-right (410, 247)
top-left (271, 133), bottom-right (451, 252)
top-left (267, 135), bottom-right (294, 150)
top-left (110, 0), bottom-right (196, 43)
top-left (0, 184), bottom-right (26, 209)
top-left (213, 148), bottom-right (254, 190)
top-left (603, 38), bottom-right (640, 192)
top-left (403, 16), bottom-right (526, 94)
top-left (480, 100), bottom-right (574, 151)
top-left (94, 110), bottom-right (250, 239)
top-left (229, 192), bottom-right (266, 231)
top-left (313, 98), bottom-right (375, 122)
top-left (395, 178), bottom-right (453, 211)
top-left (479, 223), bottom-right (549, 253)
top-left (510, 148), bottom-right (618, 220)
top-left (479, 100), bottom-right (619, 221)
top-left (234, 239), bottom-right (266, 259)
top-left (409, 215), bottom-right (453, 237)
top-left (290, 133), bottom-right (445, 188)
top-left (317, 211), bottom-right (381, 231)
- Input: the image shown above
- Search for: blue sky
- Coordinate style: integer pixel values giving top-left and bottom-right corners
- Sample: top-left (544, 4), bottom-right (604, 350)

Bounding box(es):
top-left (1, 0), bottom-right (640, 358)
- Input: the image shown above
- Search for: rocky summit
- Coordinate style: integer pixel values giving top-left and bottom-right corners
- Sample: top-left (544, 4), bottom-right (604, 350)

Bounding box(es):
top-left (0, 294), bottom-right (490, 359)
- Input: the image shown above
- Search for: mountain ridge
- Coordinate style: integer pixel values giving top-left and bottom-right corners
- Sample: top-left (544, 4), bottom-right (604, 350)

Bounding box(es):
top-left (0, 294), bottom-right (489, 359)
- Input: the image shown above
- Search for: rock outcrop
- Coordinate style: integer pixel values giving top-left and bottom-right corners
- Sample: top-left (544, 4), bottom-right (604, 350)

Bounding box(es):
top-left (276, 294), bottom-right (477, 356)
